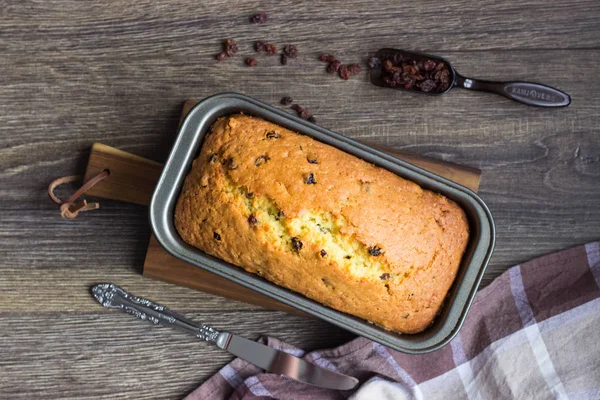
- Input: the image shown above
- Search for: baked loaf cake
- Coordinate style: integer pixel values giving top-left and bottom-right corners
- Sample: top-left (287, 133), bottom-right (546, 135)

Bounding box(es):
top-left (175, 114), bottom-right (469, 334)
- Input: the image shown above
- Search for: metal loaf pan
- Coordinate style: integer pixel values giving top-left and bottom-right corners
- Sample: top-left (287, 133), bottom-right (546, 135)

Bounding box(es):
top-left (150, 93), bottom-right (495, 354)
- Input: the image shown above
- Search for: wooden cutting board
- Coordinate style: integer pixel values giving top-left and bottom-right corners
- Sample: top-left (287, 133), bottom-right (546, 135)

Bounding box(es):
top-left (82, 99), bottom-right (481, 315)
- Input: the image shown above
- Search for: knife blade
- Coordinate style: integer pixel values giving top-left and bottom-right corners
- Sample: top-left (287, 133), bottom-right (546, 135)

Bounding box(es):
top-left (220, 333), bottom-right (358, 390)
top-left (92, 283), bottom-right (359, 391)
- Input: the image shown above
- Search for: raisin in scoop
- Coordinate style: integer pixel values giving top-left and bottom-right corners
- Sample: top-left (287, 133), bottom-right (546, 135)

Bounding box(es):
top-left (368, 48), bottom-right (570, 107)
top-left (369, 49), bottom-right (455, 95)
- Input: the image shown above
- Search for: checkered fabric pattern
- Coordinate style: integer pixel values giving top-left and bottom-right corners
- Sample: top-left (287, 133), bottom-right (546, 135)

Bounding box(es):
top-left (186, 242), bottom-right (600, 400)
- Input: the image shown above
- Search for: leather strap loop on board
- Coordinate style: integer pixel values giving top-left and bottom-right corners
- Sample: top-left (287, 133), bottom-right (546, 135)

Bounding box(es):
top-left (48, 170), bottom-right (109, 219)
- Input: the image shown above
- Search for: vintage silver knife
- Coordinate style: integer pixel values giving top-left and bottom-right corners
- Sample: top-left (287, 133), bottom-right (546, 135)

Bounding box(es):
top-left (92, 283), bottom-right (359, 391)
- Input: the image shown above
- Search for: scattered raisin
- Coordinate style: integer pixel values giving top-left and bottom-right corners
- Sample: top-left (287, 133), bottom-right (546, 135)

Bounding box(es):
top-left (224, 39), bottom-right (238, 56)
top-left (255, 41), bottom-right (266, 52)
top-left (291, 237), bottom-right (303, 251)
top-left (403, 78), bottom-right (415, 90)
top-left (423, 60), bottom-right (437, 71)
top-left (255, 155), bottom-right (270, 166)
top-left (379, 273), bottom-right (390, 280)
top-left (327, 60), bottom-right (341, 74)
top-left (320, 249), bottom-right (327, 257)
top-left (249, 12), bottom-right (268, 24)
top-left (266, 130), bottom-right (281, 138)
top-left (283, 45), bottom-right (298, 58)
top-left (291, 103), bottom-right (305, 113)
top-left (209, 154), bottom-right (218, 163)
top-left (319, 54), bottom-right (335, 63)
top-left (347, 64), bottom-right (361, 75)
top-left (216, 51), bottom-right (228, 62)
top-left (216, 39), bottom-right (239, 61)
top-left (280, 54), bottom-right (288, 65)
top-left (367, 56), bottom-right (382, 69)
top-left (435, 69), bottom-right (451, 84)
top-left (248, 214), bottom-right (258, 225)
top-left (439, 81), bottom-right (450, 91)
top-left (418, 79), bottom-right (437, 92)
top-left (307, 156), bottom-right (318, 164)
top-left (338, 65), bottom-right (350, 80)
top-left (392, 53), bottom-right (404, 64)
top-left (291, 103), bottom-right (314, 121)
top-left (280, 97), bottom-right (293, 106)
top-left (345, 255), bottom-right (352, 259)
top-left (245, 57), bottom-right (257, 67)
top-left (213, 232), bottom-right (221, 241)
top-left (368, 246), bottom-right (382, 256)
top-left (402, 65), bottom-right (419, 77)
top-left (277, 210), bottom-right (285, 218)
top-left (305, 173), bottom-right (316, 184)
top-left (299, 109), bottom-right (311, 120)
top-left (265, 44), bottom-right (277, 55)
top-left (403, 313), bottom-right (410, 319)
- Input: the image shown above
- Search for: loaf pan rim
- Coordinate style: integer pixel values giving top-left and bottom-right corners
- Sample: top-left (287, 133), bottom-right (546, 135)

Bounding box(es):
top-left (149, 92), bottom-right (495, 354)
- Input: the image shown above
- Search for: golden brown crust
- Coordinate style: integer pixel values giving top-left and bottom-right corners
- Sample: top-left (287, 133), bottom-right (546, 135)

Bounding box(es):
top-left (175, 114), bottom-right (470, 334)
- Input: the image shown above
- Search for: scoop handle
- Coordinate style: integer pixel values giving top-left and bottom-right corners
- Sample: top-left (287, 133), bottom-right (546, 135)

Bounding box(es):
top-left (455, 74), bottom-right (570, 107)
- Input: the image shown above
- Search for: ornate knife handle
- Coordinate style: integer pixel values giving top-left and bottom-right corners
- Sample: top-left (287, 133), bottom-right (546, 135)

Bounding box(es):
top-left (92, 283), bottom-right (222, 343)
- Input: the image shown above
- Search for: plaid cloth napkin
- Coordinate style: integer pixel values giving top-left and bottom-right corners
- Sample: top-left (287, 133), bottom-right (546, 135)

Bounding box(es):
top-left (186, 242), bottom-right (600, 400)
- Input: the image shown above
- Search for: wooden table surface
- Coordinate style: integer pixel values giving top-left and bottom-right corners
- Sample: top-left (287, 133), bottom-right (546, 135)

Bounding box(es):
top-left (1, 1), bottom-right (598, 398)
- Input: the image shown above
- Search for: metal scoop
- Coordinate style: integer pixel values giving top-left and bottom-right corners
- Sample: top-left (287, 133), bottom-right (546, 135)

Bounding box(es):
top-left (370, 48), bottom-right (570, 107)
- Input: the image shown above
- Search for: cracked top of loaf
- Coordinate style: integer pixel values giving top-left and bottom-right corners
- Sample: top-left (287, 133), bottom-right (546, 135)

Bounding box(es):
top-left (174, 114), bottom-right (469, 334)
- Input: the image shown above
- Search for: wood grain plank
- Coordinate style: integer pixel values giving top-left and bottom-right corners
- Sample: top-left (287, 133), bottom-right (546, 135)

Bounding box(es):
top-left (0, 0), bottom-right (598, 397)
top-left (83, 143), bottom-right (163, 205)
top-left (0, 267), bottom-right (265, 313)
top-left (0, 312), bottom-right (354, 399)
top-left (1, 0), bottom-right (598, 53)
